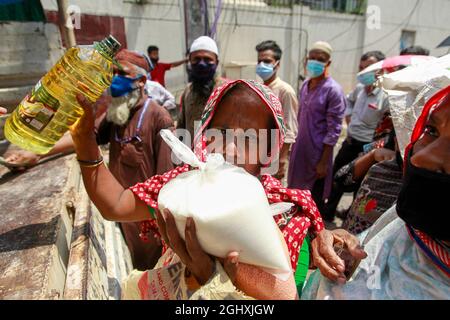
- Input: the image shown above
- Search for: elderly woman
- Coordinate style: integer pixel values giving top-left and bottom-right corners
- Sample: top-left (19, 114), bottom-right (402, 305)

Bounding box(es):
top-left (70, 79), bottom-right (324, 299)
top-left (303, 86), bottom-right (450, 299)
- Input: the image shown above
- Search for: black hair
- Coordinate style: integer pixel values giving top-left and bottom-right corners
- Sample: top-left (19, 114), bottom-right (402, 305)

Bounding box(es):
top-left (383, 129), bottom-right (397, 151)
top-left (147, 45), bottom-right (159, 54)
top-left (255, 40), bottom-right (282, 61)
top-left (361, 51), bottom-right (385, 62)
top-left (400, 46), bottom-right (430, 56)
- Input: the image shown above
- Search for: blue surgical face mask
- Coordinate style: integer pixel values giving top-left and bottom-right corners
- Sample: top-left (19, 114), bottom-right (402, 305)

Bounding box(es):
top-left (110, 75), bottom-right (141, 97)
top-left (256, 62), bottom-right (277, 81)
top-left (306, 60), bottom-right (326, 78)
top-left (357, 71), bottom-right (377, 86)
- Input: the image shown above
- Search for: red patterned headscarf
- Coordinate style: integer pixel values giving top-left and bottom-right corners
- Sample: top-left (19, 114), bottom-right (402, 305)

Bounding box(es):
top-left (132, 79), bottom-right (324, 271)
top-left (192, 79), bottom-right (286, 163)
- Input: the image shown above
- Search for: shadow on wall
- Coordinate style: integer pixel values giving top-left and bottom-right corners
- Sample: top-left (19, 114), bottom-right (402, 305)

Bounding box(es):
top-left (0, 215), bottom-right (60, 253)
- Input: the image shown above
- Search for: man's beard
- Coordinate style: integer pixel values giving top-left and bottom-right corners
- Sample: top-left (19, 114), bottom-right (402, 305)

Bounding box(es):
top-left (192, 77), bottom-right (216, 98)
top-left (106, 89), bottom-right (140, 126)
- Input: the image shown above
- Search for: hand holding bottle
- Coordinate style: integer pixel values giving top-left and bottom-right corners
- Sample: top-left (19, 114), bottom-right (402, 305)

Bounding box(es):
top-left (70, 94), bottom-right (96, 140)
top-left (70, 94), bottom-right (101, 162)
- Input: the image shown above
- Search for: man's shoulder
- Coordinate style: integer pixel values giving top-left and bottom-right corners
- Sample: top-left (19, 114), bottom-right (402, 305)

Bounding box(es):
top-left (273, 77), bottom-right (296, 95)
top-left (325, 77), bottom-right (343, 89)
top-left (324, 77), bottom-right (345, 96)
top-left (157, 62), bottom-right (172, 69)
top-left (146, 80), bottom-right (164, 90)
top-left (181, 82), bottom-right (193, 99)
top-left (137, 99), bottom-right (173, 127)
top-left (149, 100), bottom-right (172, 117)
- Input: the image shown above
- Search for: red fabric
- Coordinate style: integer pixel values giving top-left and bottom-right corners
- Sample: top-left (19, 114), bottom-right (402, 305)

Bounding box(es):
top-left (405, 85), bottom-right (450, 158)
top-left (150, 63), bottom-right (172, 87)
top-left (45, 11), bottom-right (128, 49)
top-left (132, 168), bottom-right (323, 271)
top-left (260, 175), bottom-right (324, 269)
top-left (381, 55), bottom-right (432, 69)
top-left (411, 228), bottom-right (450, 277)
top-left (116, 49), bottom-right (151, 72)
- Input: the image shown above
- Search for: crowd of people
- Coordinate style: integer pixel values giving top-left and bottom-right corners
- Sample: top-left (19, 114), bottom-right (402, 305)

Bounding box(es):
top-left (2, 34), bottom-right (449, 300)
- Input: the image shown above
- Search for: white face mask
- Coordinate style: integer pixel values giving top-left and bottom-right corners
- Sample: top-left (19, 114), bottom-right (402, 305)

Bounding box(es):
top-left (106, 89), bottom-right (140, 126)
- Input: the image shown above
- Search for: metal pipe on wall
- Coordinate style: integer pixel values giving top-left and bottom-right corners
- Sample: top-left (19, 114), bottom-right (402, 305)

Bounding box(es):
top-left (57, 0), bottom-right (77, 48)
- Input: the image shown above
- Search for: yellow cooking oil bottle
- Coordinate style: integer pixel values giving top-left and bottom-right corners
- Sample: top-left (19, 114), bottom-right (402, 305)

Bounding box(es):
top-left (4, 35), bottom-right (121, 154)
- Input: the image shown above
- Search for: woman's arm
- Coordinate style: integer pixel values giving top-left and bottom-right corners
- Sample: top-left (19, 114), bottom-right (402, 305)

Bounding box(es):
top-left (70, 94), bottom-right (150, 222)
top-left (353, 148), bottom-right (395, 181)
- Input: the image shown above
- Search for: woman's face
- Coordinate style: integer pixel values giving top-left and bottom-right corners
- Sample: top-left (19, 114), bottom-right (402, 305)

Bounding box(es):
top-left (411, 94), bottom-right (450, 174)
top-left (207, 87), bottom-right (277, 176)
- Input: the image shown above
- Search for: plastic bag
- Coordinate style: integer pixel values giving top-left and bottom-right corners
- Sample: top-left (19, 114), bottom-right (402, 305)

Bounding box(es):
top-left (381, 54), bottom-right (450, 158)
top-left (157, 130), bottom-right (292, 280)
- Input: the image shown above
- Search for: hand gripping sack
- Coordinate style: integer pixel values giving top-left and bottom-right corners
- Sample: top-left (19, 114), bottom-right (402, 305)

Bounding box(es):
top-left (157, 130), bottom-right (292, 280)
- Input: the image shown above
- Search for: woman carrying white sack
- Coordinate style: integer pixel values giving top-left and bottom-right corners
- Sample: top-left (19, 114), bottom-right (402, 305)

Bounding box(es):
top-left (69, 79), bottom-right (325, 299)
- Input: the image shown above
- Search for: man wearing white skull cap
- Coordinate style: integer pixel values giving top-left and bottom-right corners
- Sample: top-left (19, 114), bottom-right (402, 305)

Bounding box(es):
top-left (177, 36), bottom-right (227, 145)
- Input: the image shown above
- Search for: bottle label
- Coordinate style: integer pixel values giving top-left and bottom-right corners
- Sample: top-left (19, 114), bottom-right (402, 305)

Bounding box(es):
top-left (18, 81), bottom-right (60, 133)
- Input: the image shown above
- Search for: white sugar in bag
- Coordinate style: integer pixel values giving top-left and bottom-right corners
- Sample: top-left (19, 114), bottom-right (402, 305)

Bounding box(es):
top-left (157, 130), bottom-right (292, 280)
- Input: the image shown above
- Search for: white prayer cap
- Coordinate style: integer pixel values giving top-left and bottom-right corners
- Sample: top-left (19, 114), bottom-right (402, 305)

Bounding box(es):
top-left (310, 41), bottom-right (333, 57)
top-left (190, 36), bottom-right (219, 57)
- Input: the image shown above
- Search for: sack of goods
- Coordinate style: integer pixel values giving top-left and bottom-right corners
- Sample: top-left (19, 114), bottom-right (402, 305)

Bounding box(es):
top-left (157, 130), bottom-right (292, 280)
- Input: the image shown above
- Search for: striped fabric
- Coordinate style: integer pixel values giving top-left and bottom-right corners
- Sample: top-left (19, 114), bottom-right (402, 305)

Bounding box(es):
top-left (408, 227), bottom-right (450, 277)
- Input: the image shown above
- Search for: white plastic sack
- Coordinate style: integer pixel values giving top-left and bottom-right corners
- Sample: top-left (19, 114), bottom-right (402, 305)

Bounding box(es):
top-left (381, 54), bottom-right (450, 158)
top-left (157, 130), bottom-right (292, 280)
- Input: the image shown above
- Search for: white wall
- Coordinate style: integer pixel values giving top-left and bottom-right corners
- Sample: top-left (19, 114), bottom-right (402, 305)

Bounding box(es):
top-left (364, 0), bottom-right (450, 57)
top-left (303, 9), bottom-right (366, 92)
top-left (215, 4), bottom-right (299, 85)
top-left (39, 0), bottom-right (450, 96)
top-left (41, 0), bottom-right (188, 97)
top-left (0, 22), bottom-right (63, 110)
top-left (207, 3), bottom-right (366, 92)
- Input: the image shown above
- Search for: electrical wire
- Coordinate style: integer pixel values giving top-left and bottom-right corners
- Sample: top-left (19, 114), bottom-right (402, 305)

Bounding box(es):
top-left (333, 0), bottom-right (421, 53)
top-left (325, 14), bottom-right (360, 43)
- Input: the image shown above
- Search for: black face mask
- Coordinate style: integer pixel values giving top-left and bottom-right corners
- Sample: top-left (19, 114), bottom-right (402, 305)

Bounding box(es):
top-left (150, 58), bottom-right (159, 65)
top-left (396, 149), bottom-right (450, 241)
top-left (189, 60), bottom-right (217, 83)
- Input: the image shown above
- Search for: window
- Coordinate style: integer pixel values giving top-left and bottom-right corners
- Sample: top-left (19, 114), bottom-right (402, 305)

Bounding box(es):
top-left (400, 30), bottom-right (416, 51)
top-left (295, 0), bottom-right (366, 15)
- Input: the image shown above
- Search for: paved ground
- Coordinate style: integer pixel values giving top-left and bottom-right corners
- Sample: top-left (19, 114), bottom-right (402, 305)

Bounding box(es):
top-left (327, 122), bottom-right (353, 230)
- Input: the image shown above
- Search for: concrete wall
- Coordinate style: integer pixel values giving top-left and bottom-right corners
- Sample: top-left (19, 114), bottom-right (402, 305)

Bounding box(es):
top-left (364, 0), bottom-right (450, 58)
top-left (209, 3), bottom-right (366, 92)
top-left (307, 9), bottom-right (366, 92)
top-left (33, 0), bottom-right (450, 96)
top-left (0, 22), bottom-right (64, 110)
top-left (41, 0), bottom-right (188, 98)
top-left (0, 149), bottom-right (132, 300)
